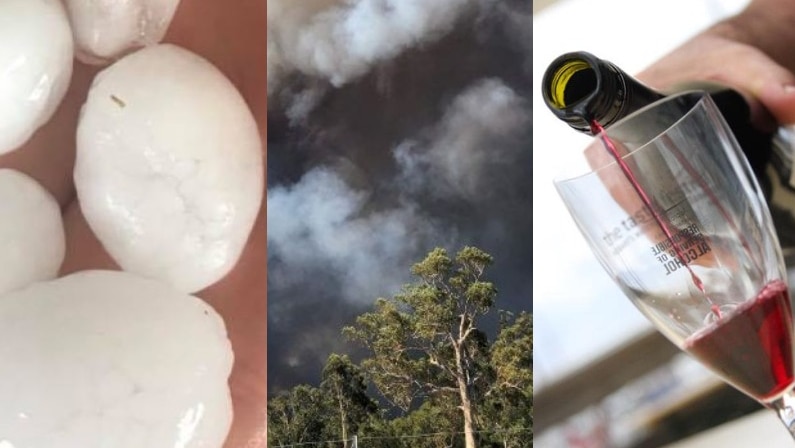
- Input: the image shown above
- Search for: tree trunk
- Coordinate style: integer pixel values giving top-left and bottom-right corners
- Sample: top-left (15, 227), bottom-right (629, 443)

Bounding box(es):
top-left (338, 391), bottom-right (349, 448)
top-left (458, 376), bottom-right (477, 448)
top-left (454, 341), bottom-right (477, 448)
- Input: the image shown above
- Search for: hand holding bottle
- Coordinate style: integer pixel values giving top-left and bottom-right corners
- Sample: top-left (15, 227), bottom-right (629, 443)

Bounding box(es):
top-left (542, 50), bottom-right (774, 226)
top-left (635, 0), bottom-right (795, 128)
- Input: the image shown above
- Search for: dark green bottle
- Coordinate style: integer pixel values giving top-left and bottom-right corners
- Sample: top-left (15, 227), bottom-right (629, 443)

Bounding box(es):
top-left (541, 51), bottom-right (773, 183)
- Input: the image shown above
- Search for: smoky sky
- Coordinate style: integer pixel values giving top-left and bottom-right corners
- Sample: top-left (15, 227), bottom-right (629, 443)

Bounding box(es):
top-left (267, 0), bottom-right (533, 394)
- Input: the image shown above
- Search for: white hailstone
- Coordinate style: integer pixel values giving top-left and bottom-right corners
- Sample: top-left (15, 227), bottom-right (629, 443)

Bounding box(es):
top-left (0, 0), bottom-right (73, 154)
top-left (63, 0), bottom-right (182, 65)
top-left (75, 44), bottom-right (263, 293)
top-left (0, 270), bottom-right (234, 447)
top-left (0, 169), bottom-right (65, 295)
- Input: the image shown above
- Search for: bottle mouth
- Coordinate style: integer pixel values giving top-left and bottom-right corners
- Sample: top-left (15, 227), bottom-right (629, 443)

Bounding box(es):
top-left (542, 51), bottom-right (609, 133)
top-left (545, 57), bottom-right (598, 110)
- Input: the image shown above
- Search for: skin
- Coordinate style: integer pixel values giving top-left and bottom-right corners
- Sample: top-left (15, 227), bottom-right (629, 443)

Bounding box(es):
top-left (575, 0), bottom-right (795, 278)
top-left (583, 0), bottom-right (795, 175)
top-left (635, 0), bottom-right (795, 128)
top-left (583, 0), bottom-right (795, 225)
top-left (0, 1), bottom-right (267, 447)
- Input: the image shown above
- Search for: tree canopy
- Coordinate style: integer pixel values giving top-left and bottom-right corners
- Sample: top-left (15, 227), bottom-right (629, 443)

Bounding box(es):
top-left (268, 246), bottom-right (533, 447)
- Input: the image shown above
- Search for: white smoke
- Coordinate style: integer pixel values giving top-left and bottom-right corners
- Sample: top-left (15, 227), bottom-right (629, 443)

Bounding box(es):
top-left (267, 0), bottom-right (534, 390)
top-left (267, 167), bottom-right (445, 303)
top-left (284, 84), bottom-right (328, 125)
top-left (267, 0), bottom-right (476, 92)
top-left (268, 79), bottom-right (530, 305)
top-left (478, 0), bottom-right (533, 73)
top-left (394, 78), bottom-right (531, 200)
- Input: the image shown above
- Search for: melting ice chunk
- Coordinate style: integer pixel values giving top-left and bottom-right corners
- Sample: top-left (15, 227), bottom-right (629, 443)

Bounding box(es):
top-left (0, 169), bottom-right (64, 295)
top-left (63, 0), bottom-right (181, 64)
top-left (0, 0), bottom-right (73, 154)
top-left (75, 43), bottom-right (264, 293)
top-left (0, 270), bottom-right (234, 447)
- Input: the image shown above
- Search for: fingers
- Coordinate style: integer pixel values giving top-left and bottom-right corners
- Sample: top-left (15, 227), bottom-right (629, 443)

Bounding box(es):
top-left (0, 0), bottom-right (266, 213)
top-left (59, 183), bottom-right (268, 448)
top-left (702, 44), bottom-right (795, 127)
top-left (755, 81), bottom-right (795, 126)
top-left (0, 62), bottom-right (99, 207)
top-left (58, 199), bottom-right (118, 275)
top-left (200, 196), bottom-right (267, 448)
top-left (165, 0), bottom-right (267, 134)
top-left (8, 2), bottom-right (269, 445)
top-left (637, 34), bottom-right (795, 128)
top-left (164, 5), bottom-right (269, 443)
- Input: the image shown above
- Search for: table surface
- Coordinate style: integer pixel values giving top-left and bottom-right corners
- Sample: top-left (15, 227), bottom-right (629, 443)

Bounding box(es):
top-left (664, 409), bottom-right (792, 447)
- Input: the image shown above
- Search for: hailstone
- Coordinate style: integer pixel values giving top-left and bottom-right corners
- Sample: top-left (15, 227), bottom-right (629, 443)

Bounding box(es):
top-left (0, 169), bottom-right (65, 295)
top-left (63, 0), bottom-right (182, 64)
top-left (0, 0), bottom-right (73, 154)
top-left (0, 270), bottom-right (234, 447)
top-left (75, 44), bottom-right (264, 293)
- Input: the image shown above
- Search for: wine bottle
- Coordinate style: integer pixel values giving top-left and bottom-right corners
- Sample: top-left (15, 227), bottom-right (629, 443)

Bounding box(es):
top-left (541, 51), bottom-right (774, 185)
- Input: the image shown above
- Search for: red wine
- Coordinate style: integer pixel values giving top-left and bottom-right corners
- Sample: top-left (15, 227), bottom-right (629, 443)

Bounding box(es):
top-left (685, 280), bottom-right (794, 401)
top-left (560, 59), bottom-right (793, 402)
top-left (591, 120), bottom-right (719, 316)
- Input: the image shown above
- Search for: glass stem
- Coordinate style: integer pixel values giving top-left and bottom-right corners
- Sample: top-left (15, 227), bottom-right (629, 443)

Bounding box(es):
top-left (769, 389), bottom-right (795, 439)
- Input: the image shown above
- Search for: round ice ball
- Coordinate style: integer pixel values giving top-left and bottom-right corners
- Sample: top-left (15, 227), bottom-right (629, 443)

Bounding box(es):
top-left (0, 169), bottom-right (65, 295)
top-left (0, 270), bottom-right (234, 447)
top-left (63, 0), bottom-right (182, 65)
top-left (75, 43), bottom-right (263, 293)
top-left (0, 0), bottom-right (73, 154)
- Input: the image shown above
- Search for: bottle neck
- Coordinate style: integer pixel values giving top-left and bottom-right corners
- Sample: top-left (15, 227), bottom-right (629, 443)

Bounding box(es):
top-left (542, 52), bottom-right (666, 135)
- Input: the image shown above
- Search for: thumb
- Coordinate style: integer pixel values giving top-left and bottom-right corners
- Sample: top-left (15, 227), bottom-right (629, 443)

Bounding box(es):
top-left (726, 49), bottom-right (795, 127)
top-left (756, 81), bottom-right (795, 126)
top-left (641, 41), bottom-right (795, 129)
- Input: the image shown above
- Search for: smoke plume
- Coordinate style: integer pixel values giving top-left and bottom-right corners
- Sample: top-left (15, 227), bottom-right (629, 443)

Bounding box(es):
top-left (267, 0), bottom-right (533, 393)
top-left (268, 0), bottom-right (475, 91)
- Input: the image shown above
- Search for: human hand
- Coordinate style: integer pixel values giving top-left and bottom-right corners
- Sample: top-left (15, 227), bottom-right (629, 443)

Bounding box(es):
top-left (635, 0), bottom-right (795, 128)
top-left (0, 1), bottom-right (267, 447)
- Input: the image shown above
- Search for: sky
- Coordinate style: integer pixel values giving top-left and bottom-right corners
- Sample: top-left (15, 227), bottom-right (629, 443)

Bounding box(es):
top-left (267, 0), bottom-right (533, 393)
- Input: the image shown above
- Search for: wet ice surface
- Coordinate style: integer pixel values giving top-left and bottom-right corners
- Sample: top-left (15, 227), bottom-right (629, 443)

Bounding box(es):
top-left (0, 270), bottom-right (233, 447)
top-left (0, 0), bottom-right (73, 154)
top-left (0, 169), bottom-right (64, 296)
top-left (75, 44), bottom-right (264, 293)
top-left (0, 4), bottom-right (255, 446)
top-left (63, 0), bottom-right (181, 65)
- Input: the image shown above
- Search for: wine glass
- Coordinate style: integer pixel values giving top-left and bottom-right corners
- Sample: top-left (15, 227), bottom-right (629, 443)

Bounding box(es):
top-left (554, 91), bottom-right (795, 439)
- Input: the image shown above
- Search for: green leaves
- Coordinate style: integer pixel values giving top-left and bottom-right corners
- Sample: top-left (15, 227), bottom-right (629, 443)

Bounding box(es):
top-left (268, 385), bottom-right (328, 446)
top-left (269, 354), bottom-right (380, 448)
top-left (269, 246), bottom-right (533, 447)
top-left (345, 247), bottom-right (499, 408)
top-left (410, 247), bottom-right (453, 280)
top-left (491, 312), bottom-right (533, 392)
top-left (480, 312), bottom-right (534, 447)
top-left (322, 354), bottom-right (379, 445)
top-left (344, 246), bottom-right (505, 448)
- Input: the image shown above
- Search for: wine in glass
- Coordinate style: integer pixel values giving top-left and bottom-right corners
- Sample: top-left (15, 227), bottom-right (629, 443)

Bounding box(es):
top-left (554, 91), bottom-right (795, 438)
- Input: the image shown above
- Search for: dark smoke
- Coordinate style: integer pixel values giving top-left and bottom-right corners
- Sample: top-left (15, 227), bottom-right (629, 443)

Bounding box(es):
top-left (267, 0), bottom-right (533, 394)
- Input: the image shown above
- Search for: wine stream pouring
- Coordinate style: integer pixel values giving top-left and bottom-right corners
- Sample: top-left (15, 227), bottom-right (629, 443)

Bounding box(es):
top-left (549, 56), bottom-right (795, 439)
top-left (541, 51), bottom-right (775, 189)
top-left (542, 52), bottom-right (740, 317)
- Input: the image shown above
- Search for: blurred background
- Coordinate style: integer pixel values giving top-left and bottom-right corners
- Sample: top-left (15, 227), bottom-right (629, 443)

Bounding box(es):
top-left (530, 0), bottom-right (780, 446)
